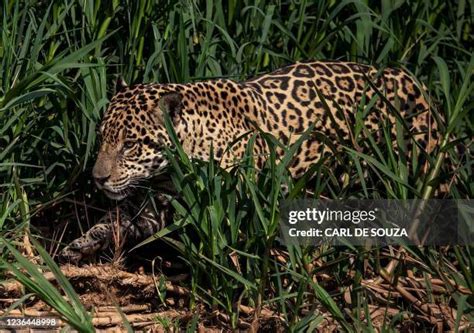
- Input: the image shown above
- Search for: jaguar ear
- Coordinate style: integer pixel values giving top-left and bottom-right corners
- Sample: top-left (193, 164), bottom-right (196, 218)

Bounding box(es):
top-left (158, 92), bottom-right (182, 120)
top-left (115, 76), bottom-right (129, 92)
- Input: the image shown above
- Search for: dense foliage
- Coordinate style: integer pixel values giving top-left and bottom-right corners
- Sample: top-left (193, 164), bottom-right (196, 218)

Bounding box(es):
top-left (0, 0), bottom-right (472, 330)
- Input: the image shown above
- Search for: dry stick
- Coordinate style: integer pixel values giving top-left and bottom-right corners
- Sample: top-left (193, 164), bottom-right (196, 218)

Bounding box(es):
top-left (2, 309), bottom-right (186, 329)
top-left (413, 277), bottom-right (470, 294)
top-left (22, 233), bottom-right (34, 258)
top-left (238, 304), bottom-right (280, 320)
top-left (379, 268), bottom-right (459, 329)
top-left (63, 198), bottom-right (108, 213)
top-left (212, 310), bottom-right (251, 330)
top-left (1, 264), bottom-right (190, 298)
top-left (96, 305), bottom-right (151, 313)
top-left (91, 312), bottom-right (182, 327)
top-left (51, 219), bottom-right (69, 259)
top-left (1, 309), bottom-right (58, 317)
top-left (374, 246), bottom-right (405, 285)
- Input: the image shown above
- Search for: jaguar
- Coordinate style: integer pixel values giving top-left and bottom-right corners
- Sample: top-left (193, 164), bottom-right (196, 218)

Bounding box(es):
top-left (60, 61), bottom-right (437, 263)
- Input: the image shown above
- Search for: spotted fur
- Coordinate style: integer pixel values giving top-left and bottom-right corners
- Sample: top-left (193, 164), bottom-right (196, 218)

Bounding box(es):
top-left (60, 61), bottom-right (437, 263)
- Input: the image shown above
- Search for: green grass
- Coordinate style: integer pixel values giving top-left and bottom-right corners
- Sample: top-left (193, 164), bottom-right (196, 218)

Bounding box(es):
top-left (0, 237), bottom-right (94, 331)
top-left (0, 0), bottom-right (473, 330)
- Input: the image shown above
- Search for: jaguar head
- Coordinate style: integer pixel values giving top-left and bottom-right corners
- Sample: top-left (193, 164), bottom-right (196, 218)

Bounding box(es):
top-left (92, 86), bottom-right (181, 200)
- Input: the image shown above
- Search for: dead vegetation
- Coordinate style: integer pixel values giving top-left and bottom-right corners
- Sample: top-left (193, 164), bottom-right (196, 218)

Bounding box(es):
top-left (1, 247), bottom-right (472, 332)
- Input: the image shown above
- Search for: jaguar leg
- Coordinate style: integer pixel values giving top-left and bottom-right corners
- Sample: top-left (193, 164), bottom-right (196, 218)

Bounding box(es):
top-left (59, 208), bottom-right (128, 263)
top-left (59, 194), bottom-right (173, 264)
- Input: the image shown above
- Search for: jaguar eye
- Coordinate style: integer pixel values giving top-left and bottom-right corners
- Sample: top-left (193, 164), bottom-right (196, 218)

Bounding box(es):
top-left (123, 141), bottom-right (135, 150)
